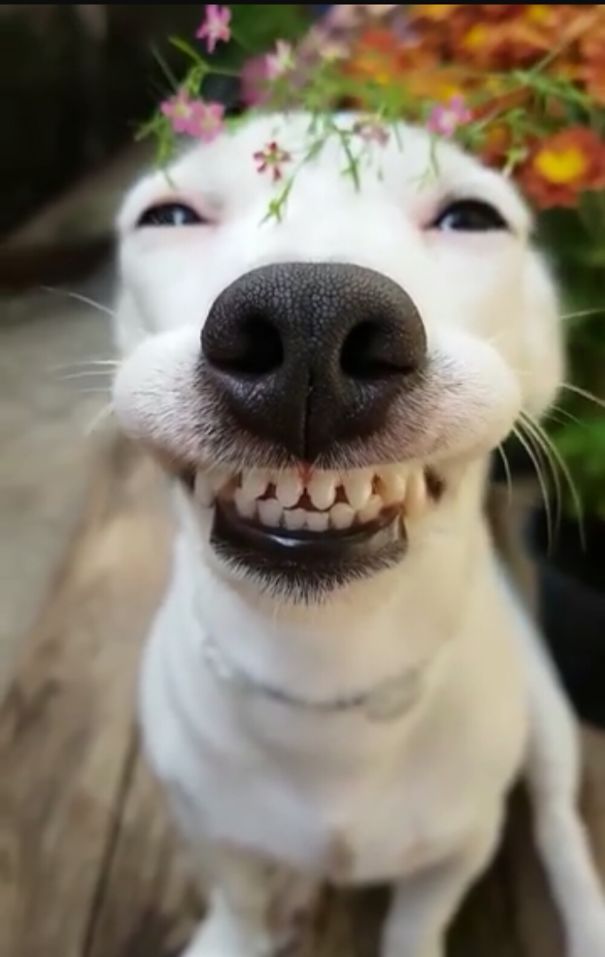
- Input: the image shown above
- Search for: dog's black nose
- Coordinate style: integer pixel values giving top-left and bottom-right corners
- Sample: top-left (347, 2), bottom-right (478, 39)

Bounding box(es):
top-left (201, 262), bottom-right (426, 460)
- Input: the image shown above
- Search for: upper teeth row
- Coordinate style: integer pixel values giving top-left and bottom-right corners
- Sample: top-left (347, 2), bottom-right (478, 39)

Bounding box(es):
top-left (194, 466), bottom-right (430, 529)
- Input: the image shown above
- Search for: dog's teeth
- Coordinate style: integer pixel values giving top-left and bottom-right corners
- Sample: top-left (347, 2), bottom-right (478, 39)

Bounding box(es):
top-left (275, 472), bottom-right (303, 508)
top-left (330, 503), bottom-right (355, 530)
top-left (306, 511), bottom-right (329, 532)
top-left (194, 473), bottom-right (213, 508)
top-left (258, 499), bottom-right (283, 527)
top-left (405, 471), bottom-right (427, 518)
top-left (378, 469), bottom-right (407, 506)
top-left (241, 470), bottom-right (269, 500)
top-left (342, 470), bottom-right (373, 510)
top-left (357, 494), bottom-right (382, 524)
top-left (308, 471), bottom-right (337, 510)
top-left (284, 508), bottom-right (306, 531)
top-left (234, 489), bottom-right (256, 520)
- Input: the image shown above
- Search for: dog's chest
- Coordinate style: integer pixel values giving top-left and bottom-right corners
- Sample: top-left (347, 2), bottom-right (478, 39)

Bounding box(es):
top-left (143, 638), bottom-right (523, 884)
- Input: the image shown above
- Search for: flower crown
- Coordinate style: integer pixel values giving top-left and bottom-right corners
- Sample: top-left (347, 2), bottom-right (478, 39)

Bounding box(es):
top-left (139, 4), bottom-right (605, 220)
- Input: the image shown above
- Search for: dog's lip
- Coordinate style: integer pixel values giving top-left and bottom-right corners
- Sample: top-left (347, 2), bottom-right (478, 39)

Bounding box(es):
top-left (211, 499), bottom-right (406, 562)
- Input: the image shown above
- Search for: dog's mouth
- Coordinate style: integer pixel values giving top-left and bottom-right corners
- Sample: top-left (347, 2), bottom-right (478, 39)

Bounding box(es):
top-left (180, 463), bottom-right (444, 596)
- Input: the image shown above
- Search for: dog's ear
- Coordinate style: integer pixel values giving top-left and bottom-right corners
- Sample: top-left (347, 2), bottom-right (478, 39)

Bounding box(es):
top-left (521, 254), bottom-right (565, 420)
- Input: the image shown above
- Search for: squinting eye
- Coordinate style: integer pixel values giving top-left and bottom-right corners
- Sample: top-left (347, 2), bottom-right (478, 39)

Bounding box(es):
top-left (431, 199), bottom-right (508, 232)
top-left (137, 202), bottom-right (205, 227)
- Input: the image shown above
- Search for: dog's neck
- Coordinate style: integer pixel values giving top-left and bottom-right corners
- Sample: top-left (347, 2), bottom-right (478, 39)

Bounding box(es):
top-left (174, 459), bottom-right (492, 701)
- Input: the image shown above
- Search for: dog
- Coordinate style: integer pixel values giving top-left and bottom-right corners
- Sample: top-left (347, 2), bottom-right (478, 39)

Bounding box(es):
top-left (112, 114), bottom-right (605, 957)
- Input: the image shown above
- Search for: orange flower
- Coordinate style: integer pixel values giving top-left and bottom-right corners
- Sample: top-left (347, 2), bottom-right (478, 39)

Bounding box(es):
top-left (446, 4), bottom-right (587, 69)
top-left (581, 60), bottom-right (605, 105)
top-left (346, 27), bottom-right (438, 87)
top-left (409, 5), bottom-right (461, 22)
top-left (578, 15), bottom-right (605, 104)
top-left (405, 66), bottom-right (471, 103)
top-left (478, 123), bottom-right (513, 168)
top-left (517, 128), bottom-right (605, 208)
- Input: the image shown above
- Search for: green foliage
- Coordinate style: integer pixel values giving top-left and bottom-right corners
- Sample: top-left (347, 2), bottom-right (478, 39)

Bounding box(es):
top-left (537, 202), bottom-right (605, 518)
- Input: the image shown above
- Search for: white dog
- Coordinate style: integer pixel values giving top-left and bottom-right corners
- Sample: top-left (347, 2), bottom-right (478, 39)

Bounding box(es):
top-left (112, 115), bottom-right (605, 957)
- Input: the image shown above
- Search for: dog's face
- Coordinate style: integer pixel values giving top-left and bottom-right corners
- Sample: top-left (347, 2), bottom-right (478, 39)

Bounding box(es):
top-left (113, 114), bottom-right (562, 601)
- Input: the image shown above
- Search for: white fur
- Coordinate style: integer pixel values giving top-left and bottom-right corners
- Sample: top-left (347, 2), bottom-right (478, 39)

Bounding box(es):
top-left (112, 115), bottom-right (605, 956)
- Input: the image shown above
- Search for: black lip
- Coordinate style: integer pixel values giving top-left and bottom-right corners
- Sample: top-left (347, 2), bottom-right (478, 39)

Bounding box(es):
top-left (210, 501), bottom-right (408, 598)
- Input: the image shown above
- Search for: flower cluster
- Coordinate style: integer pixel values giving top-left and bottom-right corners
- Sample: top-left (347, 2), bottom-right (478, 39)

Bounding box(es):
top-left (329, 3), bottom-right (605, 208)
top-left (140, 4), bottom-right (605, 213)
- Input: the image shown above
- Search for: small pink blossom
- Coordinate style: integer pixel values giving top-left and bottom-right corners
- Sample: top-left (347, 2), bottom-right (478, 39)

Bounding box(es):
top-left (240, 55), bottom-right (271, 107)
top-left (253, 141), bottom-right (292, 181)
top-left (353, 117), bottom-right (390, 146)
top-left (161, 91), bottom-right (224, 142)
top-left (196, 4), bottom-right (231, 54)
top-left (265, 40), bottom-right (294, 80)
top-left (426, 96), bottom-right (472, 138)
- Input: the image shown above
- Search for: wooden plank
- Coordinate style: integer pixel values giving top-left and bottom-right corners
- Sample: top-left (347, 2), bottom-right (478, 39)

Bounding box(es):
top-left (0, 436), bottom-right (171, 957)
top-left (86, 746), bottom-right (199, 957)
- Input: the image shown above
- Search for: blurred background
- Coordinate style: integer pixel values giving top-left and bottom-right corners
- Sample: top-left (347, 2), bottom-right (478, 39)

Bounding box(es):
top-left (0, 3), bottom-right (604, 721)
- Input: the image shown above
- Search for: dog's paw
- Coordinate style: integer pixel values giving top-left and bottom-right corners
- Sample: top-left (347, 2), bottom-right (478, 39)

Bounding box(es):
top-left (179, 913), bottom-right (297, 957)
top-left (179, 914), bottom-right (239, 957)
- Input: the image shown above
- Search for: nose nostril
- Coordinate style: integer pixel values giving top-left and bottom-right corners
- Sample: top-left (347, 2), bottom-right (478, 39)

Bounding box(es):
top-left (341, 320), bottom-right (415, 380)
top-left (205, 313), bottom-right (284, 376)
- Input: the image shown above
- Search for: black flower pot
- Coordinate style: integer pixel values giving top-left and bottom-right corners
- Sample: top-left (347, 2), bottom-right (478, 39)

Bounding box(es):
top-left (528, 508), bottom-right (605, 729)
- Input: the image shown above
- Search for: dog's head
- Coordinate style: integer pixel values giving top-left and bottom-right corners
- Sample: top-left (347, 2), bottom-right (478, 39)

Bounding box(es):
top-left (113, 114), bottom-right (562, 603)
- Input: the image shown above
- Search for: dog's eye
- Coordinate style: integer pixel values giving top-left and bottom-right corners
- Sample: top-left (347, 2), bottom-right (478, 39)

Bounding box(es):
top-left (137, 203), bottom-right (205, 227)
top-left (432, 199), bottom-right (508, 232)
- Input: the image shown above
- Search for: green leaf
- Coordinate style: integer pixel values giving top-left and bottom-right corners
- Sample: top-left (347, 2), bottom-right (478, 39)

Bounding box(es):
top-left (168, 36), bottom-right (207, 68)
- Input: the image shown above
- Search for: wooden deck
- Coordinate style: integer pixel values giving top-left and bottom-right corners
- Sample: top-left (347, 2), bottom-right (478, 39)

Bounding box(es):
top-left (2, 435), bottom-right (605, 957)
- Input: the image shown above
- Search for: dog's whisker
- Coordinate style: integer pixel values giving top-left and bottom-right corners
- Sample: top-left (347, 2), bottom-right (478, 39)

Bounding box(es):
top-left (58, 370), bottom-right (117, 382)
top-left (521, 410), bottom-right (585, 550)
top-left (512, 423), bottom-right (553, 553)
top-left (559, 382), bottom-right (605, 411)
top-left (83, 402), bottom-right (115, 437)
top-left (49, 359), bottom-right (119, 373)
top-left (549, 404), bottom-right (585, 429)
top-left (41, 286), bottom-right (117, 318)
top-left (74, 388), bottom-right (113, 396)
top-left (495, 444), bottom-right (513, 506)
top-left (517, 413), bottom-right (562, 540)
top-left (560, 307), bottom-right (605, 322)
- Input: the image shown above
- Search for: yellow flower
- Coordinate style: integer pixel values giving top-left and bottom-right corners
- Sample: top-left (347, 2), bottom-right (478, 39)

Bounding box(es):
top-left (518, 128), bottom-right (605, 208)
top-left (534, 146), bottom-right (589, 185)
top-left (462, 24), bottom-right (491, 51)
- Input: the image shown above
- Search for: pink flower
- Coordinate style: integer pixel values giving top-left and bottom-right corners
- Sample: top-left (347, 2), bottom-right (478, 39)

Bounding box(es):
top-left (253, 141), bottom-right (292, 181)
top-left (353, 117), bottom-right (390, 146)
top-left (240, 55), bottom-right (271, 107)
top-left (161, 91), bottom-right (225, 142)
top-left (265, 40), bottom-right (294, 79)
top-left (196, 4), bottom-right (231, 54)
top-left (426, 95), bottom-right (472, 138)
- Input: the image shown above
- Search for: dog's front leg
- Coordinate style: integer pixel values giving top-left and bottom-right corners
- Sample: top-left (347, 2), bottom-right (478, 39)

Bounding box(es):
top-left (381, 812), bottom-right (503, 957)
top-left (181, 845), bottom-right (318, 957)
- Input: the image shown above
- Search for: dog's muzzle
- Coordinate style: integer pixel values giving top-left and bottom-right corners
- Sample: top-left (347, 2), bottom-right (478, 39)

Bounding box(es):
top-left (198, 262), bottom-right (429, 593)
